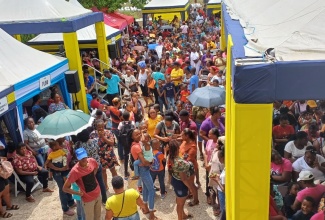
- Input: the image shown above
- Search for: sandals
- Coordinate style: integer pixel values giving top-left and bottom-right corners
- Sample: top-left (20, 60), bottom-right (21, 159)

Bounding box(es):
top-left (0, 212), bottom-right (12, 218)
top-left (183, 213), bottom-right (194, 219)
top-left (188, 200), bottom-right (199, 207)
top-left (130, 176), bottom-right (140, 180)
top-left (26, 196), bottom-right (35, 203)
top-left (6, 205), bottom-right (19, 210)
top-left (207, 197), bottom-right (212, 205)
top-left (42, 188), bottom-right (54, 193)
top-left (213, 208), bottom-right (221, 216)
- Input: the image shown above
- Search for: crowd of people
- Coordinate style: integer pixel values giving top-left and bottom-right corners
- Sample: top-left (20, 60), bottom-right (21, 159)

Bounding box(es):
top-left (4, 3), bottom-right (325, 220)
top-left (270, 100), bottom-right (325, 220)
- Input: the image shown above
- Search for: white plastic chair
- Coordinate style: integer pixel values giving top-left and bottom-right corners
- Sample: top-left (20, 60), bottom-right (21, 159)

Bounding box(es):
top-left (12, 170), bottom-right (43, 197)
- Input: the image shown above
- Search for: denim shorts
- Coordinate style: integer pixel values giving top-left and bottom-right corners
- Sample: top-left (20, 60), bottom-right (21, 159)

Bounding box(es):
top-left (171, 176), bottom-right (188, 198)
top-left (114, 212), bottom-right (140, 220)
top-left (196, 122), bottom-right (203, 142)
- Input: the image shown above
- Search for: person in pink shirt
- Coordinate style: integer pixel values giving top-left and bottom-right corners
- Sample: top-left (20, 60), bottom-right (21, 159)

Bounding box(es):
top-left (311, 210), bottom-right (325, 220)
top-left (270, 149), bottom-right (292, 185)
top-left (291, 170), bottom-right (325, 212)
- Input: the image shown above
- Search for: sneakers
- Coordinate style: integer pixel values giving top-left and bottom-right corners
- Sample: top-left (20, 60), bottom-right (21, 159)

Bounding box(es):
top-left (64, 209), bottom-right (75, 216)
top-left (161, 191), bottom-right (167, 199)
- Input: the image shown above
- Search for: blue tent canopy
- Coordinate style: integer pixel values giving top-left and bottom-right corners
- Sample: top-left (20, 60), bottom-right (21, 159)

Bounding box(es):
top-left (223, 3), bottom-right (325, 103)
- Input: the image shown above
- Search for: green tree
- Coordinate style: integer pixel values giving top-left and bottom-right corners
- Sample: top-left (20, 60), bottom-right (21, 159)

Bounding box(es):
top-left (79, 0), bottom-right (147, 12)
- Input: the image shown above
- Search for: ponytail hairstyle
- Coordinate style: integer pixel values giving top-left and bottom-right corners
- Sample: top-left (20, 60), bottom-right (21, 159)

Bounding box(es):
top-left (168, 140), bottom-right (180, 162)
top-left (183, 128), bottom-right (196, 141)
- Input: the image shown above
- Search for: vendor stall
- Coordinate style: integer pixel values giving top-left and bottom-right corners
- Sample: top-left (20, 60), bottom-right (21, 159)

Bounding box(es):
top-left (142, 0), bottom-right (190, 27)
top-left (207, 0), bottom-right (221, 16)
top-left (0, 28), bottom-right (71, 141)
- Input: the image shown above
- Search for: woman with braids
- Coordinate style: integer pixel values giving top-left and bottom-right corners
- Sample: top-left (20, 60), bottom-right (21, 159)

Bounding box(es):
top-left (169, 140), bottom-right (195, 220)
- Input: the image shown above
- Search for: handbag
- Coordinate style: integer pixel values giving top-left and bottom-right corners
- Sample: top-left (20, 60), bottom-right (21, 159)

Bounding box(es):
top-left (113, 191), bottom-right (125, 220)
top-left (129, 84), bottom-right (138, 92)
top-left (0, 161), bottom-right (13, 179)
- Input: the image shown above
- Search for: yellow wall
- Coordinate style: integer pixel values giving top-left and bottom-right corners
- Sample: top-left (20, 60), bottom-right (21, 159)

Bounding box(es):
top-left (226, 35), bottom-right (273, 220)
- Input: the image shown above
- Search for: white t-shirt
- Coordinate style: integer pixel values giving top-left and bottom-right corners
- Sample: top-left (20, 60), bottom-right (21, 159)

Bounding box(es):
top-left (211, 75), bottom-right (226, 85)
top-left (292, 155), bottom-right (325, 181)
top-left (0, 140), bottom-right (5, 148)
top-left (180, 25), bottom-right (188, 34)
top-left (217, 168), bottom-right (226, 191)
top-left (284, 141), bottom-right (312, 159)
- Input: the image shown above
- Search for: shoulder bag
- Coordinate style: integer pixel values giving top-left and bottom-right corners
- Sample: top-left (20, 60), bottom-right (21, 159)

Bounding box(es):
top-left (113, 191), bottom-right (125, 220)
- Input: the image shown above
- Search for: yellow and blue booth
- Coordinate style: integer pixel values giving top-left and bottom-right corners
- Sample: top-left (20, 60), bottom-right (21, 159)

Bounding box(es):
top-left (221, 1), bottom-right (325, 219)
top-left (0, 0), bottom-right (109, 113)
top-left (142, 0), bottom-right (190, 27)
top-left (207, 0), bottom-right (221, 16)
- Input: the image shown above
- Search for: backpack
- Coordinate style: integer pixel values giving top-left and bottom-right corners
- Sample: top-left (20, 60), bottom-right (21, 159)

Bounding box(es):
top-left (118, 121), bottom-right (135, 151)
top-left (0, 161), bottom-right (13, 179)
top-left (150, 152), bottom-right (163, 171)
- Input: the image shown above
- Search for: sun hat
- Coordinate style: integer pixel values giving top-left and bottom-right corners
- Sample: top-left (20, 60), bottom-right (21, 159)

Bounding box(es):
top-left (297, 170), bottom-right (314, 182)
top-left (307, 100), bottom-right (317, 108)
top-left (75, 148), bottom-right (88, 160)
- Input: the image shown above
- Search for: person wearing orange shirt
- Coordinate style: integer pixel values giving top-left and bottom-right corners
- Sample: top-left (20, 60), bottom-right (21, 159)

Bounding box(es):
top-left (180, 84), bottom-right (190, 103)
top-left (273, 114), bottom-right (295, 157)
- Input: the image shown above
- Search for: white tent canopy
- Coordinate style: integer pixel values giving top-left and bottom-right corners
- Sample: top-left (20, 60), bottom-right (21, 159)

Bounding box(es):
top-left (208, 0), bottom-right (221, 4)
top-left (144, 0), bottom-right (188, 8)
top-left (0, 28), bottom-right (68, 99)
top-left (28, 0), bottom-right (120, 43)
top-left (0, 0), bottom-right (92, 23)
top-left (28, 25), bottom-right (120, 43)
top-left (224, 0), bottom-right (325, 61)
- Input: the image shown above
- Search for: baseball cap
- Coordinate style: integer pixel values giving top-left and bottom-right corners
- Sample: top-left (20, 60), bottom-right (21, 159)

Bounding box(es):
top-left (75, 148), bottom-right (88, 160)
top-left (297, 170), bottom-right (314, 182)
top-left (179, 109), bottom-right (189, 117)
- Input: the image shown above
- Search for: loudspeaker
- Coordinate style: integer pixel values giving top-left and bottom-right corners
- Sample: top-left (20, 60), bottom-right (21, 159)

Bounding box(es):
top-left (108, 44), bottom-right (117, 59)
top-left (65, 70), bottom-right (81, 93)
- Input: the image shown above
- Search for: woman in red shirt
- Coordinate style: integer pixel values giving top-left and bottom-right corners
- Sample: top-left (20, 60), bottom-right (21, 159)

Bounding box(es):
top-left (273, 114), bottom-right (295, 156)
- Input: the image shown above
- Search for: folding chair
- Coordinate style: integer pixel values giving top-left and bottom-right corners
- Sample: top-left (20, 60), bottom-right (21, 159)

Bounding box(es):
top-left (12, 170), bottom-right (43, 197)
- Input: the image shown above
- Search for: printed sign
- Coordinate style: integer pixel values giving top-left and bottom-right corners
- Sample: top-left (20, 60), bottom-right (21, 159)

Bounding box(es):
top-left (0, 97), bottom-right (8, 116)
top-left (40, 75), bottom-right (51, 90)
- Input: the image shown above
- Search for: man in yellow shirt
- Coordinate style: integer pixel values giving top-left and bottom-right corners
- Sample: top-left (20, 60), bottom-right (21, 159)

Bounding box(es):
top-left (105, 176), bottom-right (146, 219)
top-left (170, 61), bottom-right (184, 92)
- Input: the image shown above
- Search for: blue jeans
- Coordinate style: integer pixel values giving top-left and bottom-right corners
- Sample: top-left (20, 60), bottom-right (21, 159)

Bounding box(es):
top-left (133, 160), bottom-right (140, 176)
top-left (150, 170), bottom-right (166, 195)
top-left (158, 97), bottom-right (168, 113)
top-left (115, 212), bottom-right (140, 220)
top-left (95, 164), bottom-right (107, 203)
top-left (166, 97), bottom-right (176, 111)
top-left (76, 200), bottom-right (85, 220)
top-left (139, 166), bottom-right (155, 210)
top-left (53, 172), bottom-right (75, 212)
top-left (195, 122), bottom-right (203, 142)
top-left (112, 129), bottom-right (124, 160)
top-left (218, 190), bottom-right (225, 212)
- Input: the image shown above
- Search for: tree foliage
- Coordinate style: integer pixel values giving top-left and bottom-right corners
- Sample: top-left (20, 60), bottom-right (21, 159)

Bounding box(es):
top-left (79, 0), bottom-right (147, 12)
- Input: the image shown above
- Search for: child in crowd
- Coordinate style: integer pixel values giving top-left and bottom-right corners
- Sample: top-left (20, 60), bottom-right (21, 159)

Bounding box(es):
top-left (93, 109), bottom-right (108, 127)
top-left (292, 196), bottom-right (316, 220)
top-left (71, 182), bottom-right (85, 220)
top-left (284, 182), bottom-right (300, 219)
top-left (45, 141), bottom-right (69, 181)
top-left (150, 138), bottom-right (167, 199)
top-left (163, 75), bottom-right (176, 111)
top-left (124, 101), bottom-right (135, 122)
top-left (179, 84), bottom-right (190, 103)
top-left (131, 133), bottom-right (153, 180)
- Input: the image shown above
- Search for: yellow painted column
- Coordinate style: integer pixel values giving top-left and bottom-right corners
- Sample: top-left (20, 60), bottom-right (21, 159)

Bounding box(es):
top-left (226, 35), bottom-right (273, 220)
top-left (95, 21), bottom-right (110, 70)
top-left (225, 35), bottom-right (233, 220)
top-left (13, 35), bottom-right (21, 42)
top-left (220, 5), bottom-right (226, 51)
top-left (63, 32), bottom-right (88, 113)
